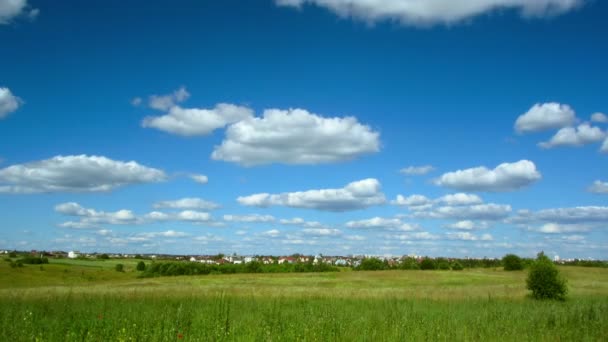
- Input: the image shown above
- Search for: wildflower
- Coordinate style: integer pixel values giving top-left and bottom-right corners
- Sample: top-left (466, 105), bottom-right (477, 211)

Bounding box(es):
top-left (177, 332), bottom-right (184, 339)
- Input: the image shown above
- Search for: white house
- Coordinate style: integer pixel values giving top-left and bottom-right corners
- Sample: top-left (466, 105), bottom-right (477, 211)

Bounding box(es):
top-left (68, 251), bottom-right (79, 259)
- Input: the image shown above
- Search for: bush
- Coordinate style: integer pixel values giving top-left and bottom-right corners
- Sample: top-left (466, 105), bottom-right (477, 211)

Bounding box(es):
top-left (437, 261), bottom-right (451, 270)
top-left (136, 261), bottom-right (146, 271)
top-left (8, 251), bottom-right (17, 258)
top-left (503, 254), bottom-right (524, 271)
top-left (526, 252), bottom-right (567, 301)
top-left (451, 261), bottom-right (464, 271)
top-left (420, 258), bottom-right (436, 270)
top-left (400, 257), bottom-right (420, 270)
top-left (115, 264), bottom-right (124, 272)
top-left (357, 258), bottom-right (386, 271)
top-left (97, 254), bottom-right (110, 260)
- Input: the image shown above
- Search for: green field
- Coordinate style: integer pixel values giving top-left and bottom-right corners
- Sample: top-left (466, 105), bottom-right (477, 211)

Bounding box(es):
top-left (1, 259), bottom-right (607, 341)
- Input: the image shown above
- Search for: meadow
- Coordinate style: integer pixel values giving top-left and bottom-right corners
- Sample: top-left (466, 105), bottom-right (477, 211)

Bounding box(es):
top-left (1, 258), bottom-right (607, 341)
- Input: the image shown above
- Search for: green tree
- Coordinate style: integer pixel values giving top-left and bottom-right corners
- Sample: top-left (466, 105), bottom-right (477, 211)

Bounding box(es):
top-left (358, 258), bottom-right (385, 271)
top-left (451, 261), bottom-right (464, 271)
top-left (136, 261), bottom-right (146, 271)
top-left (115, 263), bottom-right (124, 272)
top-left (420, 258), bottom-right (436, 270)
top-left (502, 254), bottom-right (524, 271)
top-left (526, 252), bottom-right (567, 300)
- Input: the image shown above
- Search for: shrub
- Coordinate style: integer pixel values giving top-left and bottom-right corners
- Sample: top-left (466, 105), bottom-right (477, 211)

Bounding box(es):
top-left (97, 254), bottom-right (110, 260)
top-left (18, 256), bottom-right (49, 265)
top-left (400, 257), bottom-right (420, 270)
top-left (420, 258), bottom-right (436, 270)
top-left (358, 258), bottom-right (386, 271)
top-left (437, 261), bottom-right (451, 270)
top-left (503, 254), bottom-right (524, 271)
top-left (136, 261), bottom-right (146, 271)
top-left (526, 252), bottom-right (567, 301)
top-left (451, 261), bottom-right (464, 271)
top-left (115, 263), bottom-right (124, 272)
top-left (8, 251), bottom-right (17, 258)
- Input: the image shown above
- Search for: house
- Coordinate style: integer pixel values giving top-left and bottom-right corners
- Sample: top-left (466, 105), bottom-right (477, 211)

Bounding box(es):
top-left (278, 256), bottom-right (296, 264)
top-left (261, 257), bottom-right (274, 264)
top-left (334, 258), bottom-right (350, 266)
top-left (189, 257), bottom-right (197, 262)
top-left (233, 260), bottom-right (243, 265)
top-left (243, 256), bottom-right (256, 263)
top-left (68, 251), bottom-right (79, 259)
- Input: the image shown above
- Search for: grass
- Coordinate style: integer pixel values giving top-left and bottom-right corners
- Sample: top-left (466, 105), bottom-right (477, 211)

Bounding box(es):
top-left (1, 258), bottom-right (607, 341)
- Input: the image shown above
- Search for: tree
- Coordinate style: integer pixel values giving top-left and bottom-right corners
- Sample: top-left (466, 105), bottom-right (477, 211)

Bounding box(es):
top-left (358, 258), bottom-right (385, 271)
top-left (526, 252), bottom-right (567, 301)
top-left (502, 254), bottom-right (524, 271)
top-left (97, 253), bottom-right (110, 260)
top-left (115, 263), bottom-right (124, 272)
top-left (420, 258), bottom-right (436, 270)
top-left (136, 261), bottom-right (146, 271)
top-left (451, 261), bottom-right (464, 271)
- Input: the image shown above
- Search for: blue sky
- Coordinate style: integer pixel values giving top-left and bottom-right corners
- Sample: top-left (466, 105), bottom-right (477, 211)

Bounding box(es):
top-left (0, 0), bottom-right (606, 258)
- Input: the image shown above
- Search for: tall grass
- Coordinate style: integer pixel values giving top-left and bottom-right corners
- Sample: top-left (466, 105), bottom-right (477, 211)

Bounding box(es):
top-left (1, 293), bottom-right (606, 341)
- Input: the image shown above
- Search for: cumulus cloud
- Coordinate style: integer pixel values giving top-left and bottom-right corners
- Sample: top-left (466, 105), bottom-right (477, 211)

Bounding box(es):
top-left (446, 232), bottom-right (493, 241)
top-left (261, 229), bottom-right (281, 238)
top-left (514, 103), bottom-right (577, 133)
top-left (275, 0), bottom-right (582, 26)
top-left (279, 217), bottom-right (327, 228)
top-left (510, 206), bottom-right (608, 224)
top-left (536, 223), bottom-right (591, 234)
top-left (345, 217), bottom-right (418, 231)
top-left (302, 228), bottom-right (342, 236)
top-left (190, 174), bottom-right (208, 184)
top-left (434, 160), bottom-right (541, 192)
top-left (391, 232), bottom-right (440, 240)
top-left (175, 210), bottom-right (212, 222)
top-left (0, 155), bottom-right (166, 194)
top-left (400, 165), bottom-right (435, 175)
top-left (0, 0), bottom-right (38, 24)
top-left (414, 203), bottom-right (512, 220)
top-left (212, 108), bottom-right (380, 166)
top-left (588, 180), bottom-right (608, 194)
top-left (601, 138), bottom-right (608, 153)
top-left (0, 87), bottom-right (22, 119)
top-left (153, 198), bottom-right (220, 211)
top-left (55, 202), bottom-right (139, 228)
top-left (391, 194), bottom-right (432, 209)
top-left (444, 220), bottom-right (489, 230)
top-left (237, 178), bottom-right (386, 211)
top-left (138, 230), bottom-right (190, 238)
top-left (591, 112), bottom-right (608, 123)
top-left (143, 102), bottom-right (253, 136)
top-left (436, 193), bottom-right (483, 206)
top-left (223, 214), bottom-right (276, 223)
top-left (539, 123), bottom-right (605, 148)
top-left (147, 86), bottom-right (190, 111)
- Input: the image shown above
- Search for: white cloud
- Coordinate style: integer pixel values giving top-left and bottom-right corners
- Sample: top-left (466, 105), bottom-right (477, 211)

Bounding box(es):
top-left (346, 217), bottom-right (418, 231)
top-left (237, 178), bottom-right (386, 211)
top-left (436, 193), bottom-right (482, 206)
top-left (392, 232), bottom-right (440, 240)
top-left (536, 223), bottom-right (591, 234)
top-left (279, 217), bottom-right (327, 228)
top-left (261, 229), bottom-right (281, 238)
top-left (434, 160), bottom-right (541, 192)
top-left (444, 220), bottom-right (489, 230)
top-left (131, 97), bottom-right (143, 107)
top-left (0, 87), bottom-right (22, 118)
top-left (588, 180), bottom-right (608, 194)
top-left (400, 165), bottom-right (435, 175)
top-left (190, 174), bottom-right (208, 184)
top-left (148, 86), bottom-right (190, 111)
top-left (539, 123), bottom-right (605, 148)
top-left (0, 155), bottom-right (166, 194)
top-left (591, 112), bottom-right (608, 123)
top-left (446, 232), bottom-right (493, 241)
top-left (176, 210), bottom-right (212, 222)
top-left (0, 0), bottom-right (37, 24)
top-left (601, 138), bottom-right (608, 153)
top-left (138, 230), bottom-right (190, 238)
top-left (55, 202), bottom-right (139, 228)
top-left (511, 206), bottom-right (608, 224)
top-left (153, 198), bottom-right (220, 210)
top-left (223, 214), bottom-right (276, 223)
top-left (275, 0), bottom-right (582, 26)
top-left (514, 102), bottom-right (577, 133)
top-left (414, 203), bottom-right (512, 220)
top-left (143, 102), bottom-right (253, 136)
top-left (212, 108), bottom-right (380, 166)
top-left (391, 194), bottom-right (432, 208)
top-left (302, 228), bottom-right (342, 236)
